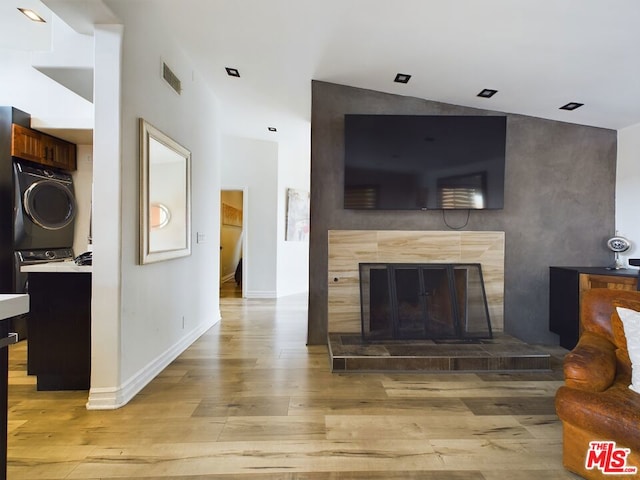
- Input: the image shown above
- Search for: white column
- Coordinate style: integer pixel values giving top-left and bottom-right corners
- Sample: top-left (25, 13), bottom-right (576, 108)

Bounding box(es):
top-left (87, 24), bottom-right (124, 410)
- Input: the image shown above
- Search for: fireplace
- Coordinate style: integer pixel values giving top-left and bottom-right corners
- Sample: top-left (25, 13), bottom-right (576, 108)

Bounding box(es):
top-left (359, 263), bottom-right (492, 341)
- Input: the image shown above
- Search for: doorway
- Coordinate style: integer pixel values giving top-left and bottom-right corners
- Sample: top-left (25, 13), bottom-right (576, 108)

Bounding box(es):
top-left (220, 189), bottom-right (244, 298)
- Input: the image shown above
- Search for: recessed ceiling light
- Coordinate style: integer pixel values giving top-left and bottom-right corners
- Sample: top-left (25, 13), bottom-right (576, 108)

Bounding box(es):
top-left (394, 73), bottom-right (411, 84)
top-left (18, 8), bottom-right (46, 23)
top-left (268, 127), bottom-right (277, 132)
top-left (478, 89), bottom-right (498, 98)
top-left (225, 67), bottom-right (240, 78)
top-left (560, 102), bottom-right (584, 111)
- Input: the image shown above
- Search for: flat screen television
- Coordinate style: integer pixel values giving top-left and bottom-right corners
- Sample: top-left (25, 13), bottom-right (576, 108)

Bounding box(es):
top-left (343, 114), bottom-right (507, 210)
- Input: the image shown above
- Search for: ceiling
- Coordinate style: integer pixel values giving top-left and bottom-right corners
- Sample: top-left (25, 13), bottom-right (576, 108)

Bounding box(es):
top-left (4, 0), bottom-right (640, 147)
top-left (149, 0), bottom-right (640, 138)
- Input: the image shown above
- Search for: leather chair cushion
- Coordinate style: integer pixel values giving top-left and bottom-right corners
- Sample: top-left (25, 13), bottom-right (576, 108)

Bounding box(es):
top-left (582, 290), bottom-right (640, 343)
top-left (556, 382), bottom-right (640, 452)
top-left (564, 332), bottom-right (617, 392)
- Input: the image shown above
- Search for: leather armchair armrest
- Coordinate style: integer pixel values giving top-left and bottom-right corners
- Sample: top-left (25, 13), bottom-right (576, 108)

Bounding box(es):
top-left (563, 332), bottom-right (617, 392)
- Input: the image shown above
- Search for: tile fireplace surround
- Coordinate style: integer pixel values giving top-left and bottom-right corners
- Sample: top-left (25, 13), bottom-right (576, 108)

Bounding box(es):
top-left (328, 230), bottom-right (505, 334)
top-left (324, 230), bottom-right (552, 373)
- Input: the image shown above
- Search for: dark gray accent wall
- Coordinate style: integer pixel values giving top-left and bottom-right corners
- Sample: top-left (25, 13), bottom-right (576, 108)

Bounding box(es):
top-left (308, 81), bottom-right (617, 346)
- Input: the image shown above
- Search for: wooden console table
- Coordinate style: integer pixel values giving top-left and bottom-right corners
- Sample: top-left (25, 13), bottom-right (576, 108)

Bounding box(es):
top-left (549, 266), bottom-right (639, 349)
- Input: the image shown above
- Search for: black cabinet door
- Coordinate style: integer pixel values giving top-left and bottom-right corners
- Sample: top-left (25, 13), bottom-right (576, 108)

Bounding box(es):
top-left (549, 267), bottom-right (580, 350)
top-left (28, 273), bottom-right (91, 390)
top-left (0, 319), bottom-right (8, 480)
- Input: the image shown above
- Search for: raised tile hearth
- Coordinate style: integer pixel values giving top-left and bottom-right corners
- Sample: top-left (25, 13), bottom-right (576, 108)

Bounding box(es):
top-left (328, 333), bottom-right (551, 373)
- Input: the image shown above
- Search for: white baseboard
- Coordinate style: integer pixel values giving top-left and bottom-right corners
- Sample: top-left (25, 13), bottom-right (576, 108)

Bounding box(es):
top-left (86, 318), bottom-right (216, 410)
top-left (245, 290), bottom-right (277, 299)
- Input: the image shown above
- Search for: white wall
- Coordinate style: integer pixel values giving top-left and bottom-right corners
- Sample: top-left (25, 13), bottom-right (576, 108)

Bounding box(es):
top-left (221, 136), bottom-right (278, 298)
top-left (221, 127), bottom-right (310, 299)
top-left (0, 49), bottom-right (93, 128)
top-left (0, 42), bottom-right (93, 128)
top-left (616, 122), bottom-right (640, 266)
top-left (88, 1), bottom-right (221, 408)
top-left (72, 144), bottom-right (93, 254)
top-left (276, 120), bottom-right (310, 297)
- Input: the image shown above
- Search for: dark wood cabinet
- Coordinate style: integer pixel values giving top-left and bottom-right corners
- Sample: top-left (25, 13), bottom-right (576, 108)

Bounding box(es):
top-left (0, 108), bottom-right (31, 295)
top-left (43, 134), bottom-right (76, 171)
top-left (11, 124), bottom-right (76, 171)
top-left (27, 272), bottom-right (91, 390)
top-left (9, 124), bottom-right (40, 163)
top-left (549, 266), bottom-right (639, 349)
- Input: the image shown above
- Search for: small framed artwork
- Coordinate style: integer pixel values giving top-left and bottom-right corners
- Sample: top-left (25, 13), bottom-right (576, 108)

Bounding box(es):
top-left (285, 188), bottom-right (310, 242)
top-left (221, 203), bottom-right (243, 227)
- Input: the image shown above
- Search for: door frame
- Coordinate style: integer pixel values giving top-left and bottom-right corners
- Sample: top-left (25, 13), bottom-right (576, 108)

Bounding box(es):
top-left (220, 186), bottom-right (248, 298)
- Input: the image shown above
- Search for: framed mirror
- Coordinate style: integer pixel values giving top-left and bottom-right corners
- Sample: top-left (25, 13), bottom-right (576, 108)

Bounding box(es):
top-left (139, 118), bottom-right (191, 264)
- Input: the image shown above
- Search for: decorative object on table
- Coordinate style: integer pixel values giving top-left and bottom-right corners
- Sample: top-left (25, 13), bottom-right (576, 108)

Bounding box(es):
top-left (285, 188), bottom-right (310, 242)
top-left (606, 235), bottom-right (631, 270)
top-left (139, 118), bottom-right (191, 264)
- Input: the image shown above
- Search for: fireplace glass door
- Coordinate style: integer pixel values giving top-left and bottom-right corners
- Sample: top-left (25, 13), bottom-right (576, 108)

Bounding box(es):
top-left (360, 263), bottom-right (492, 341)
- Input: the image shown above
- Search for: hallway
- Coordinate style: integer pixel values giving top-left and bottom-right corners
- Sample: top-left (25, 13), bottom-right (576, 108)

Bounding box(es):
top-left (7, 294), bottom-right (574, 479)
top-left (220, 277), bottom-right (242, 299)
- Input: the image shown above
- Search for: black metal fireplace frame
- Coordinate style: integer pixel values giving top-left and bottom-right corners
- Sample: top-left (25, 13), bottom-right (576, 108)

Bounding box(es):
top-left (358, 262), bottom-right (493, 342)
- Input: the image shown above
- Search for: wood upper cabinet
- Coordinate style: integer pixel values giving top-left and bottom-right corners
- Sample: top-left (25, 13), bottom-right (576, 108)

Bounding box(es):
top-left (42, 135), bottom-right (76, 171)
top-left (11, 124), bottom-right (77, 171)
top-left (10, 124), bottom-right (41, 163)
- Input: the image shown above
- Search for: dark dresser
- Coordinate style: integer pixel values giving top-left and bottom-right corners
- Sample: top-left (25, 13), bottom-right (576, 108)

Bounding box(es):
top-left (549, 266), bottom-right (639, 349)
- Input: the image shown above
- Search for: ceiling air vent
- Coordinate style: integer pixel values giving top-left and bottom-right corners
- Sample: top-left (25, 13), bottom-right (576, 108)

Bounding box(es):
top-left (162, 61), bottom-right (181, 95)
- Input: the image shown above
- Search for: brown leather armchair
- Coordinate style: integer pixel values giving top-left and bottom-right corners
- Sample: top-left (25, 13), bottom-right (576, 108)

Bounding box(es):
top-left (555, 288), bottom-right (640, 479)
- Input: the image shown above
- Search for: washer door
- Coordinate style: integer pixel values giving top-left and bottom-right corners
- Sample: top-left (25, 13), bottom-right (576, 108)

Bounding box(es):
top-left (23, 180), bottom-right (76, 230)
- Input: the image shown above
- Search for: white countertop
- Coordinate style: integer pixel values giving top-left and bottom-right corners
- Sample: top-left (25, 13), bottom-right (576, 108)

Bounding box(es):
top-left (21, 260), bottom-right (92, 274)
top-left (0, 294), bottom-right (29, 320)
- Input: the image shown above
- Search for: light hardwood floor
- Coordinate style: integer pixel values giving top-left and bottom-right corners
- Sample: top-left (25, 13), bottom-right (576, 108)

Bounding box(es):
top-left (220, 278), bottom-right (242, 299)
top-left (7, 293), bottom-right (579, 479)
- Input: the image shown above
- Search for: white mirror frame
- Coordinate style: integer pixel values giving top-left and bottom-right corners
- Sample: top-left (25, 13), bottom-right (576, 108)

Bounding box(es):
top-left (139, 118), bottom-right (191, 264)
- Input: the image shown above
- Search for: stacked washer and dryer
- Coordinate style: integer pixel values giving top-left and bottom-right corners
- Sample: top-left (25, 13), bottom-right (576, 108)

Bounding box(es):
top-left (12, 161), bottom-right (77, 339)
top-left (0, 107), bottom-right (78, 341)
